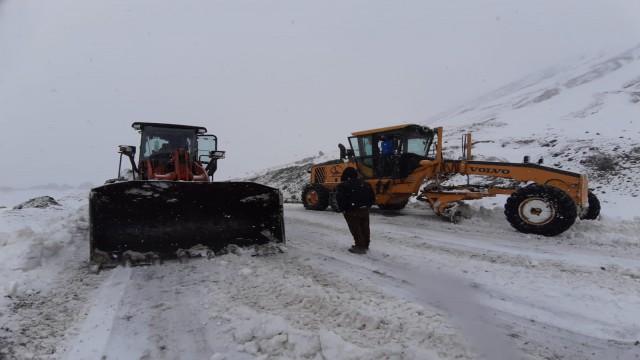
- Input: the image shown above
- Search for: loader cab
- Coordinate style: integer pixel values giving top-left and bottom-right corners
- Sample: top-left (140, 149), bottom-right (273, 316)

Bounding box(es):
top-left (132, 122), bottom-right (209, 180)
top-left (348, 124), bottom-right (435, 179)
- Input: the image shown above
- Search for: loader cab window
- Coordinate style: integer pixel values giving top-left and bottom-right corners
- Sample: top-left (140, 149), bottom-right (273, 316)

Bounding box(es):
top-left (139, 126), bottom-right (197, 160)
top-left (197, 135), bottom-right (217, 164)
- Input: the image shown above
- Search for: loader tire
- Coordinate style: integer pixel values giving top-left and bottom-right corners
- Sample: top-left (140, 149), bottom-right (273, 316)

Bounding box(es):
top-left (302, 184), bottom-right (330, 211)
top-left (504, 184), bottom-right (577, 237)
top-left (580, 191), bottom-right (601, 220)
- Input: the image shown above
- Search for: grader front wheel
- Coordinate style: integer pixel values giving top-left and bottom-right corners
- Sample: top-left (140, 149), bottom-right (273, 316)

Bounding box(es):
top-left (504, 184), bottom-right (577, 236)
top-left (580, 190), bottom-right (601, 220)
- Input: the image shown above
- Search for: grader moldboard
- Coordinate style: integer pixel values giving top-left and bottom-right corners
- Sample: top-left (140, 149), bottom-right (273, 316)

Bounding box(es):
top-left (302, 124), bottom-right (600, 236)
top-left (89, 122), bottom-right (285, 266)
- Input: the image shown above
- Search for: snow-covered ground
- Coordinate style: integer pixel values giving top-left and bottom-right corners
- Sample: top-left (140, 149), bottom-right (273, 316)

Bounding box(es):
top-left (1, 188), bottom-right (638, 360)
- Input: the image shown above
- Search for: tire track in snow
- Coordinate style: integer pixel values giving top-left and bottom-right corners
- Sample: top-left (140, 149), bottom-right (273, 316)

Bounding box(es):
top-left (285, 204), bottom-right (640, 360)
top-left (0, 201), bottom-right (108, 360)
top-left (205, 250), bottom-right (477, 359)
top-left (63, 266), bottom-right (132, 359)
top-left (285, 209), bottom-right (522, 359)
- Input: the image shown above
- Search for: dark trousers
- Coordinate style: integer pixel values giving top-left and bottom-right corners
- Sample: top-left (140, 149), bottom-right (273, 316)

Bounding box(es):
top-left (343, 207), bottom-right (370, 249)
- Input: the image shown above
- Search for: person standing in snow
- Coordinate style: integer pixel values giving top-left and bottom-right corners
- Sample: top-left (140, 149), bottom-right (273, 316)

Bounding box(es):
top-left (335, 167), bottom-right (376, 254)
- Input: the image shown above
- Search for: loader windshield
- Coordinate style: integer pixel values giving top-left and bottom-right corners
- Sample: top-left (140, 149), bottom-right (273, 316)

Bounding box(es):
top-left (139, 126), bottom-right (198, 161)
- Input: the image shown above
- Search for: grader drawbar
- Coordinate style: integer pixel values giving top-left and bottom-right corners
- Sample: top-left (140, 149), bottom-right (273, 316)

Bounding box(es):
top-left (90, 122), bottom-right (285, 265)
top-left (303, 124), bottom-right (600, 237)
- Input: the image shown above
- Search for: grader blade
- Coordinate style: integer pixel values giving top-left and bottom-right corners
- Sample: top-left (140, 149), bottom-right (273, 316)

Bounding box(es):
top-left (89, 181), bottom-right (285, 263)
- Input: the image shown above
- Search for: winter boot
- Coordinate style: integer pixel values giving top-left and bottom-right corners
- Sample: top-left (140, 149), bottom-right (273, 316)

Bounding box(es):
top-left (348, 246), bottom-right (367, 254)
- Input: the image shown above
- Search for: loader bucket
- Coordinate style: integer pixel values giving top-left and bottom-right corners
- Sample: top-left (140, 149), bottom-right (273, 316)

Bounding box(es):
top-left (89, 181), bottom-right (285, 262)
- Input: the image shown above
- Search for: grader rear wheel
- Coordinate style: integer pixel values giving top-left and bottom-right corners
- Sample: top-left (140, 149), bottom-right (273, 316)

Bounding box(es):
top-left (504, 184), bottom-right (577, 236)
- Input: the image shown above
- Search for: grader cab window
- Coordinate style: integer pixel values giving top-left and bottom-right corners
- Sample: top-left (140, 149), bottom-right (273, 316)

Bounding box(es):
top-left (400, 126), bottom-right (435, 158)
top-left (348, 135), bottom-right (375, 178)
top-left (349, 136), bottom-right (373, 157)
top-left (406, 136), bottom-right (433, 157)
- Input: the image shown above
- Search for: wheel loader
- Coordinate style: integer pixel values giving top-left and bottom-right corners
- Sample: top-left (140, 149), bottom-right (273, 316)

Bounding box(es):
top-left (302, 124), bottom-right (600, 236)
top-left (89, 122), bottom-right (285, 265)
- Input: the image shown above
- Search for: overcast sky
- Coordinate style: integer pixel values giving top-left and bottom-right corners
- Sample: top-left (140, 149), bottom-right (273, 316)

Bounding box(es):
top-left (1, 0), bottom-right (640, 188)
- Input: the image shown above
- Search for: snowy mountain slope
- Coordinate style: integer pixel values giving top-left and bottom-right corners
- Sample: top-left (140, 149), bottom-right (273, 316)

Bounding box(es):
top-left (242, 151), bottom-right (341, 203)
top-left (426, 44), bottom-right (640, 211)
top-left (246, 44), bottom-right (640, 219)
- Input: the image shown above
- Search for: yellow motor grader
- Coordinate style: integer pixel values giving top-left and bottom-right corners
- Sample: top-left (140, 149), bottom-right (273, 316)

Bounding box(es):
top-left (302, 124), bottom-right (600, 236)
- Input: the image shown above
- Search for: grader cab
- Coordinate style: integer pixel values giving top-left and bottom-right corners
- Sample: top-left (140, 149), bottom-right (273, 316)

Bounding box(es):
top-left (302, 124), bottom-right (600, 236)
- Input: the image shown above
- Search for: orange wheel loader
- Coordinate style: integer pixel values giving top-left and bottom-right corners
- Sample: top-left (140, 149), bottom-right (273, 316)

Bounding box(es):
top-left (89, 122), bottom-right (285, 265)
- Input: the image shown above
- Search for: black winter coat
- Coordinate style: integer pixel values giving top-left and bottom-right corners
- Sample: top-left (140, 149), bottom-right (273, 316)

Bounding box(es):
top-left (336, 179), bottom-right (376, 212)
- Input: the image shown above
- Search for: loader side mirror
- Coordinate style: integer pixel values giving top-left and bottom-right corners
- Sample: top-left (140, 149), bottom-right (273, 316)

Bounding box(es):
top-left (117, 145), bottom-right (138, 179)
top-left (118, 145), bottom-right (136, 156)
top-left (209, 150), bottom-right (226, 160)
